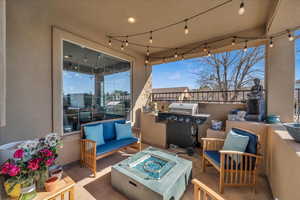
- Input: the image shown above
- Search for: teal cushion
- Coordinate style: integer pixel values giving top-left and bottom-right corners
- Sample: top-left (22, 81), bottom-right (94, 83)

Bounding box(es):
top-left (115, 123), bottom-right (133, 140)
top-left (223, 130), bottom-right (249, 163)
top-left (96, 137), bottom-right (138, 156)
top-left (84, 124), bottom-right (105, 146)
top-left (223, 130), bottom-right (249, 152)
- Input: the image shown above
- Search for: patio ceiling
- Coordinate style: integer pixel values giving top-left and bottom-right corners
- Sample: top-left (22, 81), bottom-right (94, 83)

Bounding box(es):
top-left (50, 0), bottom-right (276, 55)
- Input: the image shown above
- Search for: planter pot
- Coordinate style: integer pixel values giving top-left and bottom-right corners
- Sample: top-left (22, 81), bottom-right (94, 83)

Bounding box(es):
top-left (19, 179), bottom-right (37, 200)
top-left (50, 169), bottom-right (63, 180)
top-left (44, 176), bottom-right (59, 192)
top-left (4, 180), bottom-right (21, 199)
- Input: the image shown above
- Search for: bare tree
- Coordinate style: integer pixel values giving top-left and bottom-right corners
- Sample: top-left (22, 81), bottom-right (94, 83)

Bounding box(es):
top-left (193, 46), bottom-right (264, 100)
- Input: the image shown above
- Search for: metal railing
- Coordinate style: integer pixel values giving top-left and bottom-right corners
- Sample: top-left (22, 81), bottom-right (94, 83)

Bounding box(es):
top-left (151, 89), bottom-right (254, 103)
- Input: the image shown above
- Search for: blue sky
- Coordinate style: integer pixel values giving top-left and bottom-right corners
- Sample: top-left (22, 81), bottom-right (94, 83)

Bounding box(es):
top-left (63, 71), bottom-right (130, 94)
top-left (153, 40), bottom-right (300, 88)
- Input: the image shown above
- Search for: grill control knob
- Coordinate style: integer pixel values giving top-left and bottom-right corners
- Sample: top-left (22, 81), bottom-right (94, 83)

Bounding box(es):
top-left (195, 119), bottom-right (202, 124)
top-left (179, 117), bottom-right (184, 122)
top-left (185, 118), bottom-right (191, 123)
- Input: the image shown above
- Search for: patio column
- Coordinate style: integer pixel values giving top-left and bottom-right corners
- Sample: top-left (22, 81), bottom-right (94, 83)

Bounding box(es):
top-left (266, 37), bottom-right (295, 122)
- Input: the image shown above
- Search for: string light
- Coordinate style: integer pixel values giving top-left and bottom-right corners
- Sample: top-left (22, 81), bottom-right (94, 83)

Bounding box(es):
top-left (184, 19), bottom-right (189, 35)
top-left (145, 57), bottom-right (149, 64)
top-left (108, 38), bottom-right (112, 46)
top-left (269, 37), bottom-right (274, 48)
top-left (288, 30), bottom-right (294, 41)
top-left (231, 37), bottom-right (236, 45)
top-left (238, 1), bottom-right (245, 15)
top-left (243, 40), bottom-right (248, 52)
top-left (146, 46), bottom-right (150, 56)
top-left (149, 31), bottom-right (153, 44)
top-left (125, 36), bottom-right (129, 46)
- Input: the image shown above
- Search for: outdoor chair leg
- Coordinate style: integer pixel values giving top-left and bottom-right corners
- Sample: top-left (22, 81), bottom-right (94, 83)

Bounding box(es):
top-left (201, 157), bottom-right (206, 172)
top-left (219, 172), bottom-right (224, 193)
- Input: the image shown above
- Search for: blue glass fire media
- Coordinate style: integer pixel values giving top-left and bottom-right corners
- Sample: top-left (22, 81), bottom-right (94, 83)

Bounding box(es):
top-left (111, 147), bottom-right (192, 200)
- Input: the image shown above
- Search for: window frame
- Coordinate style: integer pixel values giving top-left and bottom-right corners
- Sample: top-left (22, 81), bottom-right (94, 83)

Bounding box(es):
top-left (52, 27), bottom-right (134, 135)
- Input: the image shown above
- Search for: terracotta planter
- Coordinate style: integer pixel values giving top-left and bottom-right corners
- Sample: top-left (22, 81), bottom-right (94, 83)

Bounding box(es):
top-left (44, 177), bottom-right (58, 192)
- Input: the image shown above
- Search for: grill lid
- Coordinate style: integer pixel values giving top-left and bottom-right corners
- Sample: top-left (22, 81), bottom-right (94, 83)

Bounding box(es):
top-left (168, 103), bottom-right (198, 115)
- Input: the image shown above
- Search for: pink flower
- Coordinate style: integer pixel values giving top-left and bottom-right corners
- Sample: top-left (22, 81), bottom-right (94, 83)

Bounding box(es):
top-left (8, 165), bottom-right (20, 176)
top-left (28, 158), bottom-right (40, 171)
top-left (0, 162), bottom-right (20, 176)
top-left (0, 162), bottom-right (11, 175)
top-left (45, 158), bottom-right (55, 166)
top-left (40, 149), bottom-right (53, 157)
top-left (13, 149), bottom-right (24, 159)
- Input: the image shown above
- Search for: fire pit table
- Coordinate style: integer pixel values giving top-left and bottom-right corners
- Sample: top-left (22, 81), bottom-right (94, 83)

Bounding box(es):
top-left (111, 147), bottom-right (192, 200)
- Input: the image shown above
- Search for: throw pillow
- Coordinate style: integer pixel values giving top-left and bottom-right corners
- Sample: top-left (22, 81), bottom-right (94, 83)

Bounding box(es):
top-left (84, 124), bottom-right (105, 146)
top-left (115, 123), bottom-right (133, 140)
top-left (223, 130), bottom-right (250, 163)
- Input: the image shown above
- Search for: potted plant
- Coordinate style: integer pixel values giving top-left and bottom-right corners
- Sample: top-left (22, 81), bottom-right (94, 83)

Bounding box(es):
top-left (0, 133), bottom-right (62, 199)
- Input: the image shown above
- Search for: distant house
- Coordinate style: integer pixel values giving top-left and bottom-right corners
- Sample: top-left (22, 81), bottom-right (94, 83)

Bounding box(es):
top-left (152, 87), bottom-right (190, 101)
top-left (296, 80), bottom-right (300, 89)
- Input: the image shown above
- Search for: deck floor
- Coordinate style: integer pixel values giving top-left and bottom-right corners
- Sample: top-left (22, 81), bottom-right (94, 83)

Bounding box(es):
top-left (64, 146), bottom-right (273, 200)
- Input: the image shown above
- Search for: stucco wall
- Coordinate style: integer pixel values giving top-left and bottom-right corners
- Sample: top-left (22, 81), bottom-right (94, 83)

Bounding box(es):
top-left (266, 37), bottom-right (295, 122)
top-left (267, 125), bottom-right (300, 200)
top-left (0, 1), bottom-right (151, 164)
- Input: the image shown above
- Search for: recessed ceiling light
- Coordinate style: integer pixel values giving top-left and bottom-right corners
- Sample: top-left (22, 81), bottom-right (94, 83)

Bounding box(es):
top-left (128, 17), bottom-right (136, 24)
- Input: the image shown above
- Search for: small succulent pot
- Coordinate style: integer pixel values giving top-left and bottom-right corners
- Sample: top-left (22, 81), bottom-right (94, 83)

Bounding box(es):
top-left (44, 176), bottom-right (59, 192)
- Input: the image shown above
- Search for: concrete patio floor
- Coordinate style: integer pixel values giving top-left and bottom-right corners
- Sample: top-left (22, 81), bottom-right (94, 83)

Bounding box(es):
top-left (64, 146), bottom-right (273, 200)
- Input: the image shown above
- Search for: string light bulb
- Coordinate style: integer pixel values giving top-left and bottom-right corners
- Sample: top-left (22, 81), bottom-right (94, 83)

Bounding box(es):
top-left (269, 37), bottom-right (274, 48)
top-left (108, 38), bottom-right (112, 46)
top-left (203, 43), bottom-right (208, 52)
top-left (146, 46), bottom-right (150, 56)
top-left (125, 36), bottom-right (129, 46)
top-left (174, 49), bottom-right (178, 58)
top-left (149, 31), bottom-right (153, 44)
top-left (288, 30), bottom-right (294, 41)
top-left (238, 1), bottom-right (245, 15)
top-left (231, 37), bottom-right (236, 46)
top-left (145, 57), bottom-right (149, 64)
top-left (181, 54), bottom-right (185, 60)
top-left (243, 40), bottom-right (248, 52)
top-left (207, 50), bottom-right (211, 57)
top-left (184, 19), bottom-right (189, 35)
top-left (121, 41), bottom-right (124, 51)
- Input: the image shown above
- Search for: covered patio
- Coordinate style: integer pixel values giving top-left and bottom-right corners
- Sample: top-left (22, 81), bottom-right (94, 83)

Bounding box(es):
top-left (0, 0), bottom-right (300, 200)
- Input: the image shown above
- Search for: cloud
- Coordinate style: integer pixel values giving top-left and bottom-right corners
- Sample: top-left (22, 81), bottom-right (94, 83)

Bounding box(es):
top-left (168, 72), bottom-right (181, 81)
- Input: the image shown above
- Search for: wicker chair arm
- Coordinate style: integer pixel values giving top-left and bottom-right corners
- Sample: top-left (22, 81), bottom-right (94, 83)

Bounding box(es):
top-left (219, 150), bottom-right (262, 159)
top-left (202, 138), bottom-right (225, 151)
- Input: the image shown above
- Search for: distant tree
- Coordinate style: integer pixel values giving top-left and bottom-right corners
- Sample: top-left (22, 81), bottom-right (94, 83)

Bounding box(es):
top-left (193, 46), bottom-right (264, 100)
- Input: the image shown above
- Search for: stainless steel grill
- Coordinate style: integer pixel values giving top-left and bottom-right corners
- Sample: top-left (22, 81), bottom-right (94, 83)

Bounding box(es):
top-left (156, 103), bottom-right (210, 150)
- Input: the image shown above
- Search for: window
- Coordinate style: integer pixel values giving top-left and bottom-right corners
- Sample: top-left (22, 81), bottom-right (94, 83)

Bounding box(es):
top-left (62, 41), bottom-right (131, 133)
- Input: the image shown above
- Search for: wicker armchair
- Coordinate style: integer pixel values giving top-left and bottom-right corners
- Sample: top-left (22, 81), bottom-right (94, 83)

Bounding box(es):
top-left (201, 128), bottom-right (262, 193)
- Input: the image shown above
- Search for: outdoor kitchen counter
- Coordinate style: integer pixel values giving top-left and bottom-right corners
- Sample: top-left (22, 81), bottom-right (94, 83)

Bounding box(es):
top-left (141, 112), bottom-right (167, 148)
top-left (266, 125), bottom-right (300, 200)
